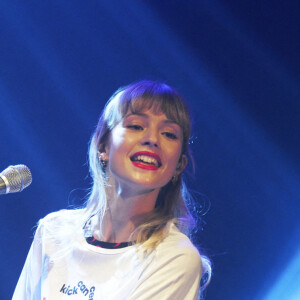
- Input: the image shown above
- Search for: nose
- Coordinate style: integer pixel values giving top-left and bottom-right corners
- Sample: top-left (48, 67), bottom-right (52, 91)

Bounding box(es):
top-left (141, 129), bottom-right (159, 148)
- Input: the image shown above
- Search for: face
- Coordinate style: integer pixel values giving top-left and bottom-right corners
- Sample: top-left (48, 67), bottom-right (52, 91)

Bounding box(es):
top-left (104, 108), bottom-right (187, 194)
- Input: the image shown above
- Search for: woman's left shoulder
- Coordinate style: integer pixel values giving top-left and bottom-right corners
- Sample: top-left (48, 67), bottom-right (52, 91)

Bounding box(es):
top-left (156, 223), bottom-right (202, 267)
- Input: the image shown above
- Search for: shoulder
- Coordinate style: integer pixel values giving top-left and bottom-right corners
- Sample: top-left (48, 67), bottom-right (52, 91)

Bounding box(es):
top-left (155, 223), bottom-right (202, 274)
top-left (39, 208), bottom-right (84, 226)
top-left (35, 208), bottom-right (85, 238)
top-left (160, 223), bottom-right (201, 256)
top-left (128, 224), bottom-right (202, 299)
top-left (43, 208), bottom-right (84, 220)
top-left (32, 209), bottom-right (86, 249)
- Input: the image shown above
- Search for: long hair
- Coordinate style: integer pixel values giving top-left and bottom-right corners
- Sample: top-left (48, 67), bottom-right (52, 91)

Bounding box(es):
top-left (88, 81), bottom-right (192, 235)
top-left (87, 80), bottom-right (211, 291)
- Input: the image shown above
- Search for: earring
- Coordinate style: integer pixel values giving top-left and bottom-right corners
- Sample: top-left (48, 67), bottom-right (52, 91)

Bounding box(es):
top-left (98, 152), bottom-right (108, 169)
top-left (171, 175), bottom-right (178, 184)
top-left (100, 159), bottom-right (108, 168)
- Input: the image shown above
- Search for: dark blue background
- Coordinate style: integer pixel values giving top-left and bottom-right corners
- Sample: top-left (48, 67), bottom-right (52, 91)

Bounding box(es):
top-left (1, 1), bottom-right (299, 299)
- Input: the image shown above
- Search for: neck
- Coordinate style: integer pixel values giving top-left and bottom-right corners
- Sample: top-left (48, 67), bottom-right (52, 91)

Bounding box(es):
top-left (99, 180), bottom-right (160, 243)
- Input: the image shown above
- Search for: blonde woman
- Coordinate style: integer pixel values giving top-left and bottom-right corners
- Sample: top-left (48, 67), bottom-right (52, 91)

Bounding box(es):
top-left (14, 80), bottom-right (211, 300)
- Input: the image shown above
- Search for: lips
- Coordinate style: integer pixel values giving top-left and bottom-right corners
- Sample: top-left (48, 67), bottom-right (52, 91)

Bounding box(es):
top-left (130, 151), bottom-right (162, 170)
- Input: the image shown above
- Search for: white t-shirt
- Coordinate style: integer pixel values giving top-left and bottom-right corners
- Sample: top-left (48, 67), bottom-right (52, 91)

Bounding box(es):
top-left (13, 210), bottom-right (202, 300)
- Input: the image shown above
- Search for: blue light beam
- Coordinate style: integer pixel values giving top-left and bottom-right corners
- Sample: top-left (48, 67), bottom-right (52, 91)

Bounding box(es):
top-left (264, 246), bottom-right (300, 300)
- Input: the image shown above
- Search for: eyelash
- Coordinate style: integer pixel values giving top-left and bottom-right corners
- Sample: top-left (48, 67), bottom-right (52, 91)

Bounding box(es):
top-left (162, 132), bottom-right (178, 140)
top-left (127, 125), bottom-right (178, 140)
top-left (127, 125), bottom-right (143, 130)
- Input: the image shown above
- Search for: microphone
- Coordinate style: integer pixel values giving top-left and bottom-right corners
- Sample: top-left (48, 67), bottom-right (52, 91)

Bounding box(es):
top-left (0, 165), bottom-right (32, 195)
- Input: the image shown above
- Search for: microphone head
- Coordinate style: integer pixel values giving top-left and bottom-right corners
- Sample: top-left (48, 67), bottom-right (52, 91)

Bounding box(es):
top-left (0, 165), bottom-right (32, 193)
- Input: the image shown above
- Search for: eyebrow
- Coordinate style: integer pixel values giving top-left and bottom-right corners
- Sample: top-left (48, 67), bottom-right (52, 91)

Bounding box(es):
top-left (125, 112), bottom-right (180, 126)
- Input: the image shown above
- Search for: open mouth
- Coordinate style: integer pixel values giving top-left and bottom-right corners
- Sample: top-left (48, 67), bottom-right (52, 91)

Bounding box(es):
top-left (130, 152), bottom-right (162, 168)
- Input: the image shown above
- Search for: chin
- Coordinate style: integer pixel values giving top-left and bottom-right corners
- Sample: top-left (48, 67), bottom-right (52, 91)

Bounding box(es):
top-left (135, 179), bottom-right (169, 190)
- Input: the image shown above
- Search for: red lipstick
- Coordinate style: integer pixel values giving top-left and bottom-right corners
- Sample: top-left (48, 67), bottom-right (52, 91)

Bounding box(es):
top-left (130, 151), bottom-right (162, 171)
top-left (131, 161), bottom-right (159, 170)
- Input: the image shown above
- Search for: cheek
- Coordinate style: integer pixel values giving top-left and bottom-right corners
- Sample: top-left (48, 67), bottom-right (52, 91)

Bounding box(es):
top-left (110, 127), bottom-right (126, 149)
top-left (108, 128), bottom-right (136, 167)
top-left (165, 145), bottom-right (182, 170)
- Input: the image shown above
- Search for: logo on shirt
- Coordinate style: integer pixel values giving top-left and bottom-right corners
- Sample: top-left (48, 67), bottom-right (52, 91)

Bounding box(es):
top-left (60, 281), bottom-right (96, 299)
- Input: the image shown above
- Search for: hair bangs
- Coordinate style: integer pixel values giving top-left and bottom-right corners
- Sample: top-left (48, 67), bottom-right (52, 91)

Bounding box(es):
top-left (113, 81), bottom-right (191, 153)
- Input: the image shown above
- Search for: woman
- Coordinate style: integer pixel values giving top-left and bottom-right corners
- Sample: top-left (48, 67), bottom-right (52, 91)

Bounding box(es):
top-left (13, 80), bottom-right (211, 299)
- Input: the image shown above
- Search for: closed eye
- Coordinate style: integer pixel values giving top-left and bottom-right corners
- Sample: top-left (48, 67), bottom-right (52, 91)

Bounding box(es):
top-left (162, 132), bottom-right (178, 140)
top-left (127, 124), bottom-right (144, 131)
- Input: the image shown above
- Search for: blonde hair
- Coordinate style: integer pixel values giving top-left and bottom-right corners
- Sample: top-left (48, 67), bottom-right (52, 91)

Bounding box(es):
top-left (86, 80), bottom-right (211, 290)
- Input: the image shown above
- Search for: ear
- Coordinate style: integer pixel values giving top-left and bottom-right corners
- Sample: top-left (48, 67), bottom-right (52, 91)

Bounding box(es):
top-left (97, 143), bottom-right (109, 163)
top-left (98, 143), bottom-right (109, 155)
top-left (175, 154), bottom-right (188, 176)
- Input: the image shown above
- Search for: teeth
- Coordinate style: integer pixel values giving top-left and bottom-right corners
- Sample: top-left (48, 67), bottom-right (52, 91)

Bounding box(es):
top-left (133, 155), bottom-right (159, 167)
